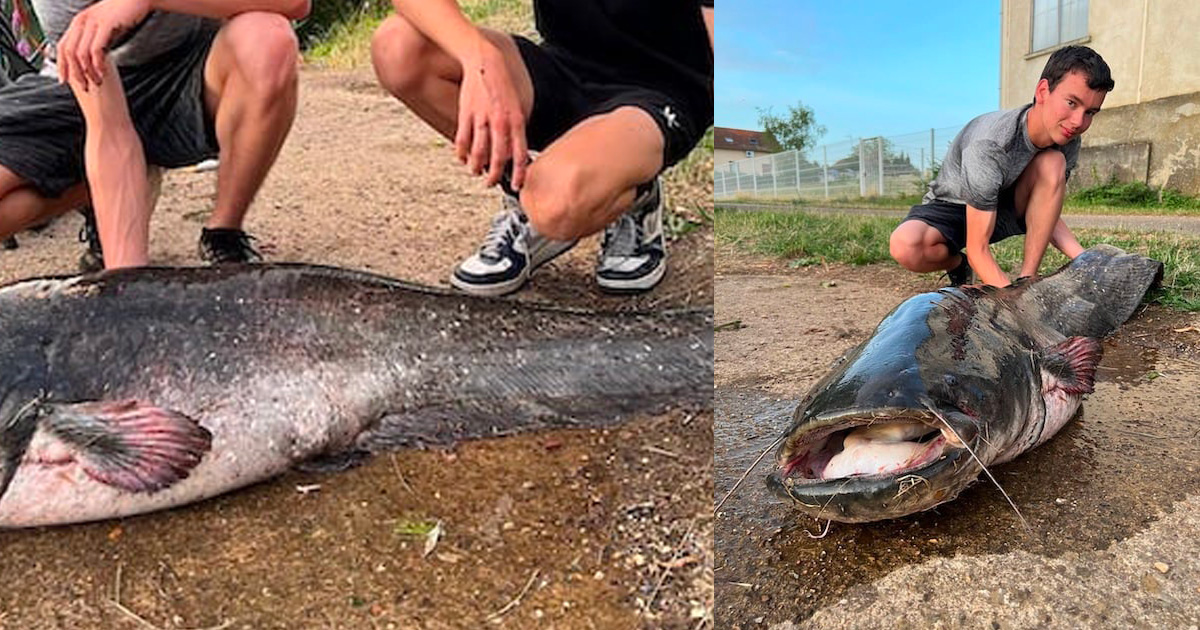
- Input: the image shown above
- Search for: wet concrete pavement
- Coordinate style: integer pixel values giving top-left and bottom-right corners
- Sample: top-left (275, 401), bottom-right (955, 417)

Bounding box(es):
top-left (714, 270), bottom-right (1200, 629)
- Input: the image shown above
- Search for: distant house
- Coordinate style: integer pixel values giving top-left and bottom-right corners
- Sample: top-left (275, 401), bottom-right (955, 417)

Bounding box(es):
top-left (714, 127), bottom-right (781, 172)
top-left (1001, 1), bottom-right (1200, 193)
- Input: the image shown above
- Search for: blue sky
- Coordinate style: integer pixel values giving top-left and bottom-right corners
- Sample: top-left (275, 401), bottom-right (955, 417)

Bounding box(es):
top-left (716, 1), bottom-right (1002, 146)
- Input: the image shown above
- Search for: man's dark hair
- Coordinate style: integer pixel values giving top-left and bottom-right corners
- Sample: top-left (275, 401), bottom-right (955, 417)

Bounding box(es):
top-left (1040, 45), bottom-right (1115, 93)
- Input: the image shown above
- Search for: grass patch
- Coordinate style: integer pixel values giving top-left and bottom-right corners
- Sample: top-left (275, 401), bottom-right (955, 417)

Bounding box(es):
top-left (304, 8), bottom-right (387, 69)
top-left (715, 207), bottom-right (1200, 311)
top-left (304, 0), bottom-right (534, 68)
top-left (721, 181), bottom-right (1200, 217)
top-left (664, 127), bottom-right (715, 239)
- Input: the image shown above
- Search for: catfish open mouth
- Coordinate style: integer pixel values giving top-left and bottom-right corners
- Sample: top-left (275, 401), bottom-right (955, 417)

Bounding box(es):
top-left (776, 408), bottom-right (977, 484)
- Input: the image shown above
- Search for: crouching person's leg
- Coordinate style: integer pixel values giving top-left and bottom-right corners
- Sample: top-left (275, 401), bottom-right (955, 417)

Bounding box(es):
top-left (889, 218), bottom-right (972, 286)
top-left (1012, 149), bottom-right (1082, 278)
top-left (201, 12), bottom-right (300, 263)
top-left (522, 106), bottom-right (669, 293)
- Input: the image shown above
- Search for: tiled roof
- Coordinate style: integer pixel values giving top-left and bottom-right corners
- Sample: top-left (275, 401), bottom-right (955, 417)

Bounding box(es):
top-left (714, 127), bottom-right (781, 153)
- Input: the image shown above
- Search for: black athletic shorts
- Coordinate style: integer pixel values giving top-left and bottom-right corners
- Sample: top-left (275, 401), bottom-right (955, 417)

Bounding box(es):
top-left (903, 188), bottom-right (1025, 253)
top-left (513, 36), bottom-right (710, 170)
top-left (0, 21), bottom-right (220, 198)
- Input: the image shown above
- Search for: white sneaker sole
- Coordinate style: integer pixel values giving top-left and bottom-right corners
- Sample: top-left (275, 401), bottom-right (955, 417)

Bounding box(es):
top-left (451, 239), bottom-right (578, 297)
top-left (596, 257), bottom-right (668, 293)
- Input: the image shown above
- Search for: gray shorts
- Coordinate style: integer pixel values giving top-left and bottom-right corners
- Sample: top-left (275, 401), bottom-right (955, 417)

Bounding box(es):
top-left (0, 21), bottom-right (219, 198)
top-left (903, 188), bottom-right (1025, 253)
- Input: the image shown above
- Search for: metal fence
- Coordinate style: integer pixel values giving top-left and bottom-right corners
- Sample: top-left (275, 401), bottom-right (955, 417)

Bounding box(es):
top-left (714, 125), bottom-right (965, 201)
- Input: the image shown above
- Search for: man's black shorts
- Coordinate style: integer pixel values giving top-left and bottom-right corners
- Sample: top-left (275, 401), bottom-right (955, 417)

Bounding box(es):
top-left (903, 188), bottom-right (1025, 252)
top-left (513, 36), bottom-right (710, 170)
top-left (0, 21), bottom-right (219, 198)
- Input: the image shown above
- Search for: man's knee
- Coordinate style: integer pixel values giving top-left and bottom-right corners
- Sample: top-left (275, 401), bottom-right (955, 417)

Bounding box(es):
top-left (889, 222), bottom-right (936, 271)
top-left (888, 228), bottom-right (919, 270)
top-left (1027, 150), bottom-right (1067, 189)
top-left (371, 15), bottom-right (433, 94)
top-left (521, 162), bottom-right (589, 241)
top-left (224, 13), bottom-right (300, 97)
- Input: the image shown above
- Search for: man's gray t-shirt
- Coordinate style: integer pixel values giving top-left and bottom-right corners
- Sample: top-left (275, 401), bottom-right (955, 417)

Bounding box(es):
top-left (33, 0), bottom-right (207, 76)
top-left (924, 103), bottom-right (1080, 211)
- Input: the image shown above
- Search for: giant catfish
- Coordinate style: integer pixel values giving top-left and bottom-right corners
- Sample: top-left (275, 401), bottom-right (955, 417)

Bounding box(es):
top-left (0, 265), bottom-right (712, 527)
top-left (768, 244), bottom-right (1162, 522)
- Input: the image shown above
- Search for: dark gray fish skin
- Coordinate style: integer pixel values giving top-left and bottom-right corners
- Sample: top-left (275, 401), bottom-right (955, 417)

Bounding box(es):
top-left (0, 264), bottom-right (713, 527)
top-left (767, 245), bottom-right (1162, 523)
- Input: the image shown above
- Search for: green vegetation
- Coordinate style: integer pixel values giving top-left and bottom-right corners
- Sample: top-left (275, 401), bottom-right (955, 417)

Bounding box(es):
top-left (723, 180), bottom-right (1200, 217)
top-left (303, 8), bottom-right (387, 69)
top-left (1065, 180), bottom-right (1200, 215)
top-left (715, 207), bottom-right (1200, 311)
top-left (304, 0), bottom-right (533, 68)
top-left (393, 518), bottom-right (440, 537)
top-left (757, 101), bottom-right (824, 153)
top-left (664, 127), bottom-right (716, 239)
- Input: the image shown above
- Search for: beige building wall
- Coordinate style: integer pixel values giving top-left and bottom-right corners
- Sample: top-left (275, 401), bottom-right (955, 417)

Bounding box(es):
top-left (1001, 0), bottom-right (1200, 108)
top-left (715, 148), bottom-right (749, 170)
top-left (1000, 0), bottom-right (1200, 193)
top-left (715, 148), bottom-right (775, 171)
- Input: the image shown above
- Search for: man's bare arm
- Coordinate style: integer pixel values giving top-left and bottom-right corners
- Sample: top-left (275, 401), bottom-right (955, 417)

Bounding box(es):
top-left (964, 205), bottom-right (1009, 287)
top-left (67, 59), bottom-right (150, 269)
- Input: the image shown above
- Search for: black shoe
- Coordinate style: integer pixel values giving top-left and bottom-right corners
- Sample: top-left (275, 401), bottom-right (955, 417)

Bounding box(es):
top-left (946, 253), bottom-right (972, 286)
top-left (596, 178), bottom-right (668, 293)
top-left (78, 206), bottom-right (104, 272)
top-left (199, 228), bottom-right (262, 264)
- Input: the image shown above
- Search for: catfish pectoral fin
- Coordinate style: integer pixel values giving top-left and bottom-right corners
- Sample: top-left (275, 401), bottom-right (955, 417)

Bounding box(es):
top-left (39, 399), bottom-right (212, 493)
top-left (1040, 336), bottom-right (1104, 395)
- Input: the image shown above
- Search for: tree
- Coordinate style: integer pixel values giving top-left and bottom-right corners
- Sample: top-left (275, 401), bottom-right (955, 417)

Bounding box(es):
top-left (756, 102), bottom-right (826, 153)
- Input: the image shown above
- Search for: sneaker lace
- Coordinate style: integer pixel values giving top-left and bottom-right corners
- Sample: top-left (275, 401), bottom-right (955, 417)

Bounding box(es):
top-left (478, 196), bottom-right (524, 261)
top-left (603, 212), bottom-right (643, 259)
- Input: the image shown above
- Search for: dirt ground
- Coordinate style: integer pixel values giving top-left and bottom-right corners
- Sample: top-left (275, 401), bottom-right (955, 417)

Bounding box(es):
top-left (713, 242), bottom-right (1200, 628)
top-left (0, 68), bottom-right (714, 629)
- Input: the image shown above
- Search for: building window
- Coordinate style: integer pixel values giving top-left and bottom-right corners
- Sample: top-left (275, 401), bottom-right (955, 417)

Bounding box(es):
top-left (1032, 0), bottom-right (1088, 53)
top-left (749, 137), bottom-right (759, 145)
top-left (724, 137), bottom-right (733, 143)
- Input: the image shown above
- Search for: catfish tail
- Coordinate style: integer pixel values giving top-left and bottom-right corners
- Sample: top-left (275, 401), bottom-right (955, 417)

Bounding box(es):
top-left (1018, 244), bottom-right (1163, 338)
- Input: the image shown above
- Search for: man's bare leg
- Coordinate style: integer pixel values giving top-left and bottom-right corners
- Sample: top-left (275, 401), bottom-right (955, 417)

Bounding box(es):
top-left (0, 167), bottom-right (90, 240)
top-left (520, 107), bottom-right (663, 240)
top-left (202, 12), bottom-right (300, 231)
top-left (1012, 150), bottom-right (1081, 278)
top-left (889, 219), bottom-right (960, 273)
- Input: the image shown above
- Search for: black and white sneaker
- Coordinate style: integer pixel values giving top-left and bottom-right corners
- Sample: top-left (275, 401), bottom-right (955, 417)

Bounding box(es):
top-left (78, 206), bottom-right (104, 272)
top-left (596, 178), bottom-right (667, 293)
top-left (199, 228), bottom-right (262, 264)
top-left (451, 192), bottom-right (577, 297)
